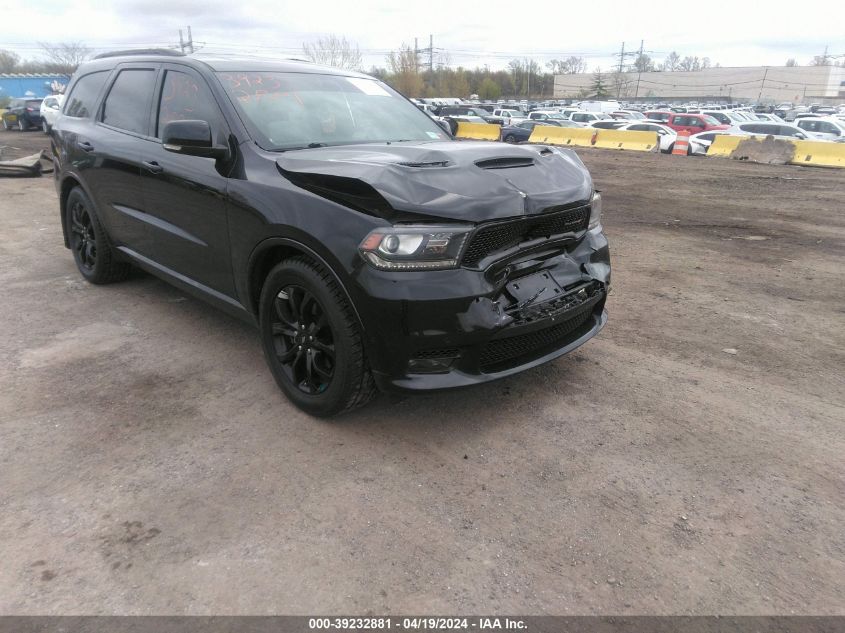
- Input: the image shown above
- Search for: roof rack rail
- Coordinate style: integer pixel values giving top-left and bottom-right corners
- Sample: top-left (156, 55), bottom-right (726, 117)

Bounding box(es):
top-left (94, 48), bottom-right (185, 60)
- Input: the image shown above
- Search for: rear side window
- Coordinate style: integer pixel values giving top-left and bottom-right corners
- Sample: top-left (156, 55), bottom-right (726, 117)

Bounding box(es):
top-left (102, 69), bottom-right (156, 135)
top-left (64, 71), bottom-right (109, 119)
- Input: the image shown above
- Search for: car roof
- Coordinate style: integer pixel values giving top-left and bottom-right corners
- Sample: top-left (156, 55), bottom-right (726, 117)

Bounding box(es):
top-left (77, 50), bottom-right (372, 79)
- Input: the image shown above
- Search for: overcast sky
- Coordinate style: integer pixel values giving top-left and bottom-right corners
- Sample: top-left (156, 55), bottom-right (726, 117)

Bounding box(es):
top-left (1, 0), bottom-right (843, 72)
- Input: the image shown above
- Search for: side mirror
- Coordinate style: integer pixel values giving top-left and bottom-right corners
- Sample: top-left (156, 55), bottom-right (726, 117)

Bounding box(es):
top-left (162, 120), bottom-right (229, 159)
top-left (436, 119), bottom-right (452, 135)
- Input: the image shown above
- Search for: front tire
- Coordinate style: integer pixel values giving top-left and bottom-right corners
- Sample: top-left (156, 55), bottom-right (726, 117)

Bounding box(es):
top-left (259, 257), bottom-right (376, 417)
top-left (66, 188), bottom-right (131, 284)
top-left (42, 120), bottom-right (50, 134)
top-left (2, 119), bottom-right (10, 131)
top-left (503, 134), bottom-right (517, 143)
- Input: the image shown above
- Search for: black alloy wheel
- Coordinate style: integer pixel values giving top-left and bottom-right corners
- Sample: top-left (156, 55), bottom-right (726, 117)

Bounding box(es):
top-left (271, 285), bottom-right (335, 395)
top-left (65, 187), bottom-right (131, 284)
top-left (69, 198), bottom-right (97, 272)
top-left (259, 257), bottom-right (376, 417)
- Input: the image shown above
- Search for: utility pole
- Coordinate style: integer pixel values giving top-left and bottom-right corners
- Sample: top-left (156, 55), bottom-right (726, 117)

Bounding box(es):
top-left (429, 34), bottom-right (434, 75)
top-left (616, 41), bottom-right (625, 99)
top-left (178, 27), bottom-right (194, 54)
top-left (634, 39), bottom-right (644, 100)
top-left (414, 37), bottom-right (419, 74)
top-left (757, 66), bottom-right (769, 102)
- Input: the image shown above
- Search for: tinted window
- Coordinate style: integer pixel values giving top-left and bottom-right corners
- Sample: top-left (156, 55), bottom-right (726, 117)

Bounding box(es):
top-left (64, 71), bottom-right (109, 119)
top-left (629, 124), bottom-right (647, 131)
top-left (156, 70), bottom-right (222, 139)
top-left (102, 69), bottom-right (156, 134)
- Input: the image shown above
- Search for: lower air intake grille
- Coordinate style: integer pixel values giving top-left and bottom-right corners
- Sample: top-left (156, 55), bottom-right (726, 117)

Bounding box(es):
top-left (479, 300), bottom-right (596, 372)
top-left (462, 205), bottom-right (590, 267)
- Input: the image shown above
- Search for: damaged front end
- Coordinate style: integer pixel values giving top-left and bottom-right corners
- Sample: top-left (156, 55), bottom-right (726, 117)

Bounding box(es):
top-left (276, 140), bottom-right (610, 391)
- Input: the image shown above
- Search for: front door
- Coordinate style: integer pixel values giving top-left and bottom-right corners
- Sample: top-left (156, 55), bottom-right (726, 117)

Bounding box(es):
top-left (139, 65), bottom-right (234, 298)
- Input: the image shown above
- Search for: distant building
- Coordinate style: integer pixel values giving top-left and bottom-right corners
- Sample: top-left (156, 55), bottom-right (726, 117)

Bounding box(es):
top-left (554, 65), bottom-right (845, 104)
top-left (0, 74), bottom-right (70, 100)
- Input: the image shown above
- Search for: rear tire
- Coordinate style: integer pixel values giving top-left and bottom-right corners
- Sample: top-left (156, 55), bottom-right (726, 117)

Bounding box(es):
top-left (42, 120), bottom-right (50, 134)
top-left (504, 134), bottom-right (517, 143)
top-left (17, 119), bottom-right (28, 131)
top-left (2, 119), bottom-right (10, 131)
top-left (66, 187), bottom-right (131, 284)
top-left (259, 258), bottom-right (376, 417)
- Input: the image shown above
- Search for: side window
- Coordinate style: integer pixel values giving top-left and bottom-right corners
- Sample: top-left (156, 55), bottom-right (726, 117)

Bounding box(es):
top-left (64, 71), bottom-right (109, 119)
top-left (780, 126), bottom-right (800, 137)
top-left (629, 124), bottom-right (646, 131)
top-left (156, 70), bottom-right (222, 139)
top-left (102, 69), bottom-right (157, 135)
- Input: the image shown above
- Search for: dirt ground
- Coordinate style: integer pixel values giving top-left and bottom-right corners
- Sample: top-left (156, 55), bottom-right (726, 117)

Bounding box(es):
top-left (1, 129), bottom-right (843, 615)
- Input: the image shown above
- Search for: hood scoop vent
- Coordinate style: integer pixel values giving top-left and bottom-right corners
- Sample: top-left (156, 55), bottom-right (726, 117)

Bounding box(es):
top-left (396, 160), bottom-right (451, 168)
top-left (475, 156), bottom-right (536, 170)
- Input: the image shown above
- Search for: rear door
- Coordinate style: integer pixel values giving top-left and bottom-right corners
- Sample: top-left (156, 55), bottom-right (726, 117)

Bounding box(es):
top-left (138, 64), bottom-right (234, 297)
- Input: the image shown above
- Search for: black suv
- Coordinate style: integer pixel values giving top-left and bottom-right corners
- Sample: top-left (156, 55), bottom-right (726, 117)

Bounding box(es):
top-left (52, 50), bottom-right (610, 416)
top-left (2, 98), bottom-right (44, 130)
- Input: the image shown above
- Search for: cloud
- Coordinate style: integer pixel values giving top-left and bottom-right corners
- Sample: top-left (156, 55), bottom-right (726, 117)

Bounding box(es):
top-left (1, 0), bottom-right (843, 70)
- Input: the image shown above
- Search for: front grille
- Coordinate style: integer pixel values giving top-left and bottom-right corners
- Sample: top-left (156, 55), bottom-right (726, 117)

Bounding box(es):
top-left (462, 205), bottom-right (590, 267)
top-left (478, 299), bottom-right (597, 372)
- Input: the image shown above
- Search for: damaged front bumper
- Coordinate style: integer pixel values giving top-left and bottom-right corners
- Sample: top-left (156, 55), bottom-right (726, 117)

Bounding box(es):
top-left (353, 226), bottom-right (611, 392)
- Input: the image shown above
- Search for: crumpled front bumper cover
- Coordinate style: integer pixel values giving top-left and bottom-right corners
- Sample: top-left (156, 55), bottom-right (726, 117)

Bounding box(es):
top-left (353, 227), bottom-right (611, 393)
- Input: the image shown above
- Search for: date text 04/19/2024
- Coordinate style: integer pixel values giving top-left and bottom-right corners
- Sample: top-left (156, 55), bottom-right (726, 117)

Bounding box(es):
top-left (308, 617), bottom-right (527, 630)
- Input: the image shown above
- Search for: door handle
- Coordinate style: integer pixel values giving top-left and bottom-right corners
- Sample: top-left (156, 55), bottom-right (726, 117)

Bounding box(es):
top-left (77, 141), bottom-right (94, 152)
top-left (142, 161), bottom-right (164, 174)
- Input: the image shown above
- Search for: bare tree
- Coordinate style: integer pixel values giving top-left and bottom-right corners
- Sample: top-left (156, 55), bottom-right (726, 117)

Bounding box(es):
top-left (546, 56), bottom-right (586, 75)
top-left (632, 53), bottom-right (655, 73)
top-left (38, 41), bottom-right (92, 74)
top-left (302, 35), bottom-right (362, 71)
top-left (661, 51), bottom-right (680, 71)
top-left (785, 58), bottom-right (797, 67)
top-left (385, 44), bottom-right (423, 97)
top-left (0, 49), bottom-right (20, 73)
top-left (678, 56), bottom-right (701, 72)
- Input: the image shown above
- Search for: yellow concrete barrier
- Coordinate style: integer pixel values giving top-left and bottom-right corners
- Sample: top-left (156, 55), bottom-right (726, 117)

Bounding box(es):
top-left (455, 121), bottom-right (501, 141)
top-left (707, 135), bottom-right (744, 157)
top-left (528, 126), bottom-right (596, 147)
top-left (594, 129), bottom-right (659, 152)
top-left (790, 140), bottom-right (845, 168)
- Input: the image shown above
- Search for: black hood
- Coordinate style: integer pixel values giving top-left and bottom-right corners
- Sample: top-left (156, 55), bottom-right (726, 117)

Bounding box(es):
top-left (275, 141), bottom-right (592, 222)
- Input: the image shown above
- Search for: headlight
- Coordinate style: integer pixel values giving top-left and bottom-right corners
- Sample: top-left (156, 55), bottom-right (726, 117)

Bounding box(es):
top-left (589, 191), bottom-right (602, 230)
top-left (359, 225), bottom-right (472, 270)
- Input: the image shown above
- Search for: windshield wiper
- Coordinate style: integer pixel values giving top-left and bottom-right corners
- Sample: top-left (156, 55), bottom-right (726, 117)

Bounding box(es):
top-left (274, 142), bottom-right (329, 153)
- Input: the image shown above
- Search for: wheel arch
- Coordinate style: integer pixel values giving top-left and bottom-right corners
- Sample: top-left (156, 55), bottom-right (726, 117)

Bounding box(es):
top-left (58, 175), bottom-right (85, 248)
top-left (247, 237), bottom-right (365, 334)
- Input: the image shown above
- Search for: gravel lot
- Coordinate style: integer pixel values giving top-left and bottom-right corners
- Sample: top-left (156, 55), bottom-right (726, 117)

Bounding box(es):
top-left (1, 129), bottom-right (843, 615)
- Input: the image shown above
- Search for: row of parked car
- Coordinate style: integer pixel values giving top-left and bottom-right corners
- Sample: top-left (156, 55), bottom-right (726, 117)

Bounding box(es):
top-left (1, 94), bottom-right (64, 133)
top-left (419, 101), bottom-right (845, 154)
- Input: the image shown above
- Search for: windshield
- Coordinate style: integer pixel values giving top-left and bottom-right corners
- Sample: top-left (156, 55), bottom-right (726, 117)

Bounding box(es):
top-left (703, 115), bottom-right (721, 125)
top-left (216, 72), bottom-right (450, 150)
